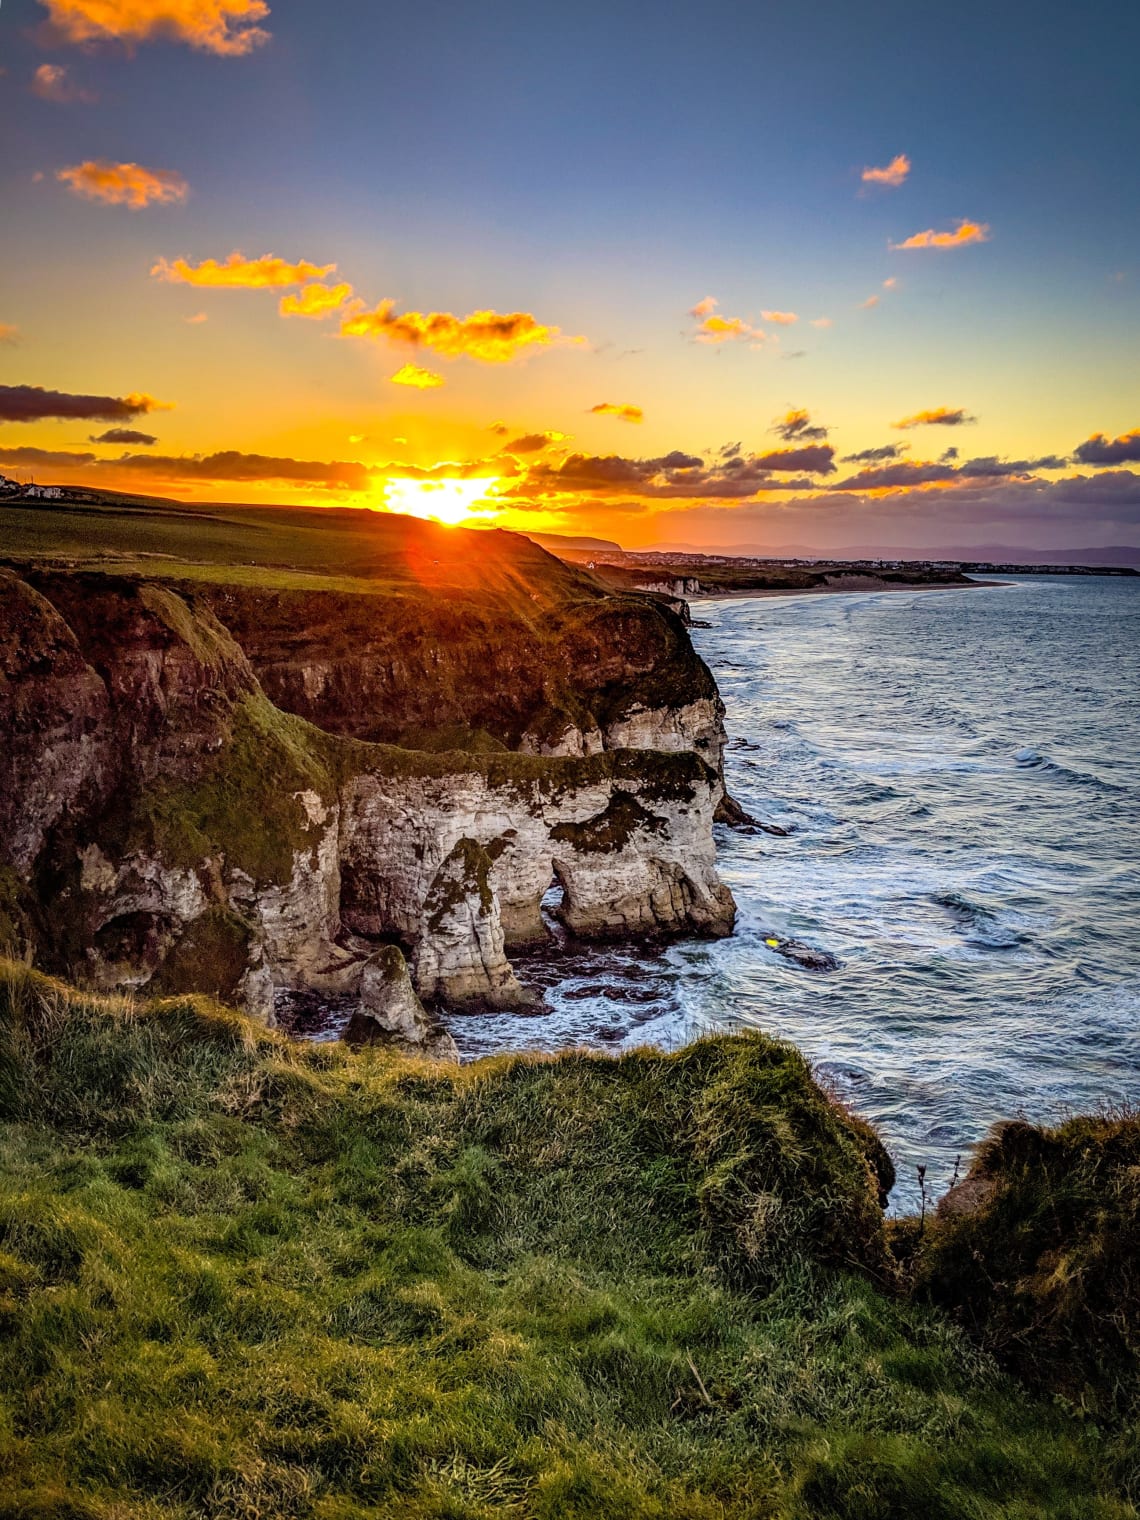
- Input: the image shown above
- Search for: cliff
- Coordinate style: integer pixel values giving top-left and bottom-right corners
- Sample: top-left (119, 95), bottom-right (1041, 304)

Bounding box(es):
top-left (0, 519), bottom-right (735, 1039)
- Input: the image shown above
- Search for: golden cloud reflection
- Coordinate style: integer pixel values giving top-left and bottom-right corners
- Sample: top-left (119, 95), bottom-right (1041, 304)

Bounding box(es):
top-left (380, 475), bottom-right (502, 526)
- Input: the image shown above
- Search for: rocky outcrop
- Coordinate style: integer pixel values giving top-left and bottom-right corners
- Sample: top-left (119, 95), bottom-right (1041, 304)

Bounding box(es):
top-left (343, 946), bottom-right (459, 1061)
top-left (0, 563), bottom-right (736, 1040)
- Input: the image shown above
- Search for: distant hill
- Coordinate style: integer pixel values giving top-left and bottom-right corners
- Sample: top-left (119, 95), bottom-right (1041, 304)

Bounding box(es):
top-left (521, 531), bottom-right (623, 559)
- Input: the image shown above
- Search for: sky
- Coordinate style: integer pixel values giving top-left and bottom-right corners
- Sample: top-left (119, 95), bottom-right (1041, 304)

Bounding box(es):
top-left (1, 0), bottom-right (1139, 554)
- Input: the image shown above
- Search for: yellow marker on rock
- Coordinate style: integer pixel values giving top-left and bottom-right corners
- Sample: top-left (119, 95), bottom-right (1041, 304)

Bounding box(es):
top-left (765, 937), bottom-right (780, 948)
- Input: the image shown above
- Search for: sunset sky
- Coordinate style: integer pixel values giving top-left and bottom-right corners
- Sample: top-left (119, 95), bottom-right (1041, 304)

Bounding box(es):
top-left (2, 0), bottom-right (1139, 553)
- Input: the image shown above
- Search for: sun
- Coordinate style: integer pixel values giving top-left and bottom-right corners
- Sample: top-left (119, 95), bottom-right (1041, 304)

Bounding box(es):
top-left (380, 476), bottom-right (501, 526)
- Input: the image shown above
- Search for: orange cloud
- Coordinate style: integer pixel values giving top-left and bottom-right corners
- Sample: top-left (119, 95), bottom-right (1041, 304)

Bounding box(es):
top-left (57, 160), bottom-right (188, 209)
top-left (694, 314), bottom-right (765, 345)
top-left (809, 316), bottom-right (833, 329)
top-left (761, 309), bottom-right (798, 325)
top-left (278, 281), bottom-right (354, 319)
top-left (152, 250), bottom-right (334, 288)
top-left (890, 220), bottom-right (990, 251)
top-left (390, 363), bottom-right (445, 389)
top-left (341, 300), bottom-right (579, 363)
top-left (689, 295), bottom-right (718, 318)
top-left (883, 276), bottom-right (898, 290)
top-left (590, 402), bottom-right (643, 423)
top-left (0, 324), bottom-right (20, 346)
top-left (39, 0), bottom-right (271, 56)
top-left (892, 406), bottom-right (977, 429)
top-left (32, 62), bottom-right (95, 102)
top-left (859, 294), bottom-right (880, 309)
top-left (862, 153), bottom-right (911, 188)
top-left (184, 311), bottom-right (208, 324)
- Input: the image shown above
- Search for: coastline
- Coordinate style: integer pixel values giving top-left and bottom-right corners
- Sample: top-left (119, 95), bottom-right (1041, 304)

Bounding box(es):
top-left (688, 576), bottom-right (1008, 601)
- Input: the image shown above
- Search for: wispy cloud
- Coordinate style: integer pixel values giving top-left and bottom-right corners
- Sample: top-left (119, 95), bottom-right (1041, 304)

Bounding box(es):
top-left (278, 281), bottom-right (355, 319)
top-left (841, 443), bottom-right (909, 463)
top-left (859, 294), bottom-right (880, 309)
top-left (862, 153), bottom-right (910, 188)
top-left (38, 0), bottom-right (271, 56)
top-left (689, 296), bottom-right (718, 318)
top-left (773, 408), bottom-right (828, 442)
top-left (761, 310), bottom-right (798, 325)
top-left (153, 251), bottom-right (334, 288)
top-left (0, 384), bottom-right (169, 422)
top-left (57, 160), bottom-right (188, 209)
top-left (389, 363), bottom-right (445, 388)
top-left (31, 63), bottom-right (94, 102)
top-left (892, 406), bottom-right (977, 429)
top-left (590, 402), bottom-right (643, 423)
top-left (341, 301), bottom-right (580, 363)
top-left (809, 316), bottom-right (833, 329)
top-left (184, 312), bottom-right (209, 324)
top-left (1073, 428), bottom-right (1140, 466)
top-left (0, 324), bottom-right (20, 346)
top-left (890, 220), bottom-right (990, 251)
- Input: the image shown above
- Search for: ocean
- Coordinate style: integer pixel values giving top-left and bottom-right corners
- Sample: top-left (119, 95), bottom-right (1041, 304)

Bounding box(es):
top-left (434, 575), bottom-right (1140, 1210)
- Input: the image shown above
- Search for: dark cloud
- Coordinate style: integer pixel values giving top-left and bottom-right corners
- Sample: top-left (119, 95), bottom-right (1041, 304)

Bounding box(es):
top-left (502, 431), bottom-right (565, 453)
top-left (832, 454), bottom-right (1070, 492)
top-left (0, 446), bottom-right (96, 468)
top-left (0, 384), bottom-right (165, 423)
top-left (831, 461), bottom-right (957, 491)
top-left (517, 446), bottom-right (826, 500)
top-left (958, 455), bottom-right (1069, 478)
top-left (754, 444), bottom-right (835, 474)
top-left (841, 443), bottom-right (909, 464)
top-left (89, 428), bottom-right (158, 446)
top-left (940, 447), bottom-right (959, 462)
top-left (107, 450), bottom-right (375, 489)
top-left (1073, 429), bottom-right (1140, 467)
top-left (773, 408), bottom-right (829, 442)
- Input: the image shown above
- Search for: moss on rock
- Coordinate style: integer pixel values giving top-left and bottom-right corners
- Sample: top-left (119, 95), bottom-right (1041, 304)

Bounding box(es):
top-left (551, 791), bottom-right (668, 854)
top-left (127, 692), bottom-right (335, 886)
top-left (149, 905), bottom-right (254, 1002)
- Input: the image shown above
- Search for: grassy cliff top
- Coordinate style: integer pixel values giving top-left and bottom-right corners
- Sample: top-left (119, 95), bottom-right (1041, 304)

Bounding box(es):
top-left (0, 496), bottom-right (604, 607)
top-left (0, 962), bottom-right (1135, 1519)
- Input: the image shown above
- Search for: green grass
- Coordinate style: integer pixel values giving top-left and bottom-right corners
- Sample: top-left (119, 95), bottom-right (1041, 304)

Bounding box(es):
top-left (0, 963), bottom-right (1134, 1519)
top-left (916, 1114), bottom-right (1140, 1426)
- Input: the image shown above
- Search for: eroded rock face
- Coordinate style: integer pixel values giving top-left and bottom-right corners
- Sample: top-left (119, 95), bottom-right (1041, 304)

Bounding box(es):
top-left (1, 568), bottom-right (737, 1037)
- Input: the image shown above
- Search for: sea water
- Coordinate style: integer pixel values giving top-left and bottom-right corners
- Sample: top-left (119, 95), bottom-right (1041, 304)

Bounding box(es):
top-left (287, 576), bottom-right (1140, 1210)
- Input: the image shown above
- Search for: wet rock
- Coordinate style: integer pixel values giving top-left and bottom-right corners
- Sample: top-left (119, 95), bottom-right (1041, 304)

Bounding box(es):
top-left (764, 936), bottom-right (840, 972)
